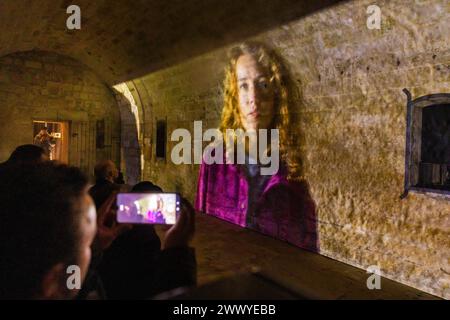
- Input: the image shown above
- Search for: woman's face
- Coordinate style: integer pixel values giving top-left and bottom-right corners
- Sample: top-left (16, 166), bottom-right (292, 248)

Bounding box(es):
top-left (236, 54), bottom-right (275, 131)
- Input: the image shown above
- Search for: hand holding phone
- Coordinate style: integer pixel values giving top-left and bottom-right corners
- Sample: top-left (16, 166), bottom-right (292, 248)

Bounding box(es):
top-left (117, 193), bottom-right (181, 225)
top-left (97, 192), bottom-right (132, 250)
top-left (162, 197), bottom-right (196, 249)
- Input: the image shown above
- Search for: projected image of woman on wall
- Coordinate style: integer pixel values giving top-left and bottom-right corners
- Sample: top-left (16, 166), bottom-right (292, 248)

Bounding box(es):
top-left (195, 42), bottom-right (318, 252)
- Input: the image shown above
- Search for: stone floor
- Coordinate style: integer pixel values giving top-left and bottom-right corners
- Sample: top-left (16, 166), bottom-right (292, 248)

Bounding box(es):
top-left (156, 213), bottom-right (440, 299)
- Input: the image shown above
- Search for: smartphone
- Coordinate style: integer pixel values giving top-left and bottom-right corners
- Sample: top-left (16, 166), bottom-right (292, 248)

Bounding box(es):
top-left (116, 193), bottom-right (181, 225)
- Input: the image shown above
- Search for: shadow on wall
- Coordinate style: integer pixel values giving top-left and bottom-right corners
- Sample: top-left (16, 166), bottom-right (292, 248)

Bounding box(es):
top-left (112, 87), bottom-right (142, 186)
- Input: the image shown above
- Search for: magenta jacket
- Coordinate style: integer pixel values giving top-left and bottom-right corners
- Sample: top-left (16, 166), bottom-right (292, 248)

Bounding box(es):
top-left (195, 156), bottom-right (319, 252)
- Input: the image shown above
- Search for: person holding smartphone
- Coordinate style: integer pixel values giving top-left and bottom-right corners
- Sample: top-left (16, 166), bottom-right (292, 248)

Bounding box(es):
top-left (81, 182), bottom-right (197, 300)
top-left (0, 161), bottom-right (196, 299)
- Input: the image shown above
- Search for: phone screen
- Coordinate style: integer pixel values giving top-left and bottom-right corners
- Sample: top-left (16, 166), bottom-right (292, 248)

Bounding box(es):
top-left (117, 193), bottom-right (180, 225)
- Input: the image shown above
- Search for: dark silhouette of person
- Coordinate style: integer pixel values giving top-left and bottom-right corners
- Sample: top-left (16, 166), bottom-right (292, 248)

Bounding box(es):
top-left (0, 162), bottom-right (96, 299)
top-left (5, 144), bottom-right (48, 165)
top-left (89, 160), bottom-right (122, 209)
top-left (96, 181), bottom-right (197, 299)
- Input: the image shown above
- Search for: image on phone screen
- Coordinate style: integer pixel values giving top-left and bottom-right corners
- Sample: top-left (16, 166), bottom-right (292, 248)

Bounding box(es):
top-left (117, 193), bottom-right (180, 225)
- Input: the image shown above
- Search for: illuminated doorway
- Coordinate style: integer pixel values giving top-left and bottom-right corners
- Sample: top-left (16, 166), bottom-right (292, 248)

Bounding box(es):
top-left (32, 121), bottom-right (69, 163)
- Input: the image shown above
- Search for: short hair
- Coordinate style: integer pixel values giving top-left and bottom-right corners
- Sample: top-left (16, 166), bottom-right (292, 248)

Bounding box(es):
top-left (94, 160), bottom-right (116, 180)
top-left (0, 162), bottom-right (89, 299)
top-left (131, 181), bottom-right (163, 193)
top-left (7, 144), bottom-right (46, 164)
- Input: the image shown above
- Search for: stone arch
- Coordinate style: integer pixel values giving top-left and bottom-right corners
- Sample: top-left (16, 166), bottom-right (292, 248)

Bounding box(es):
top-left (112, 82), bottom-right (145, 185)
top-left (0, 50), bottom-right (132, 181)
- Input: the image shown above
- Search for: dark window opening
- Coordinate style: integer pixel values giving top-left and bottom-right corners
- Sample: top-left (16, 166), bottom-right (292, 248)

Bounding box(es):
top-left (418, 104), bottom-right (450, 190)
top-left (156, 120), bottom-right (166, 159)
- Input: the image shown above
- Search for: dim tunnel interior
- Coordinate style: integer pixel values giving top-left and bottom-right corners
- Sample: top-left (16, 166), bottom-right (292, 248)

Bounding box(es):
top-left (0, 0), bottom-right (448, 300)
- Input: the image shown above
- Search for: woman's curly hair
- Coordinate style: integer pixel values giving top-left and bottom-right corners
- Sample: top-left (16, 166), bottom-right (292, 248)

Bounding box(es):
top-left (219, 41), bottom-right (304, 180)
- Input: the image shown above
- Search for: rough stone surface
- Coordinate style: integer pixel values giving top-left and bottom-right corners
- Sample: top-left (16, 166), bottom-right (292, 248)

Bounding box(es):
top-left (125, 0), bottom-right (450, 298)
top-left (0, 0), bottom-right (448, 299)
top-left (0, 51), bottom-right (120, 178)
top-left (0, 0), bottom-right (343, 84)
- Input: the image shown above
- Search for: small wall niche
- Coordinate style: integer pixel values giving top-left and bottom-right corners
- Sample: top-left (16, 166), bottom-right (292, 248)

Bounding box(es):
top-left (96, 119), bottom-right (105, 149)
top-left (156, 119), bottom-right (167, 160)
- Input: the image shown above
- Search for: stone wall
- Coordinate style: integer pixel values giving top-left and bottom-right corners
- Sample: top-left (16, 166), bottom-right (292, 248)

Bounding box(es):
top-left (123, 0), bottom-right (449, 298)
top-left (0, 51), bottom-right (121, 179)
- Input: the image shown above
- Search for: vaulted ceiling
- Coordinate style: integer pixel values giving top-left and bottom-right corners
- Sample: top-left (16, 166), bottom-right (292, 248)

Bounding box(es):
top-left (0, 0), bottom-right (344, 84)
